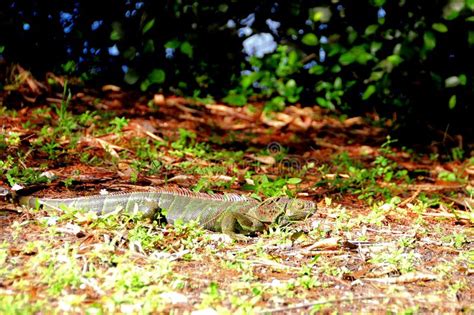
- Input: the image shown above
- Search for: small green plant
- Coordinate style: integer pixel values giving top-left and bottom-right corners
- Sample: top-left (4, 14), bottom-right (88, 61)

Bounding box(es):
top-left (77, 110), bottom-right (97, 126)
top-left (3, 132), bottom-right (21, 146)
top-left (318, 137), bottom-right (410, 203)
top-left (314, 77), bottom-right (345, 110)
top-left (128, 224), bottom-right (165, 251)
top-left (442, 233), bottom-right (468, 249)
top-left (451, 147), bottom-right (464, 161)
top-left (200, 282), bottom-right (225, 308)
top-left (437, 170), bottom-right (464, 183)
top-left (242, 174), bottom-right (298, 198)
top-left (369, 248), bottom-right (419, 274)
top-left (106, 116), bottom-right (129, 134)
top-left (169, 129), bottom-right (210, 158)
top-left (41, 141), bottom-right (62, 159)
top-left (62, 177), bottom-right (74, 188)
top-left (193, 176), bottom-right (232, 192)
top-left (1, 155), bottom-right (49, 186)
top-left (52, 83), bottom-right (78, 135)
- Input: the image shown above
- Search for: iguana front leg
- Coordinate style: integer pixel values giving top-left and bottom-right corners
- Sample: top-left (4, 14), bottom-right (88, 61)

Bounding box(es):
top-left (220, 212), bottom-right (265, 241)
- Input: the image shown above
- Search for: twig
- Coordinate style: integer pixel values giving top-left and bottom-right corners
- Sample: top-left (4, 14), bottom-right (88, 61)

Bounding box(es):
top-left (379, 183), bottom-right (464, 191)
top-left (442, 196), bottom-right (474, 209)
top-left (205, 104), bottom-right (254, 120)
top-left (300, 250), bottom-right (346, 257)
top-left (399, 189), bottom-right (421, 207)
top-left (175, 103), bottom-right (202, 114)
top-left (422, 211), bottom-right (472, 223)
top-left (257, 295), bottom-right (389, 313)
top-left (363, 272), bottom-right (438, 284)
top-left (314, 139), bottom-right (343, 150)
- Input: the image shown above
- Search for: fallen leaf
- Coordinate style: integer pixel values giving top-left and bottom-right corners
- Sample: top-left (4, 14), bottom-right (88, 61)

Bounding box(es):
top-left (154, 94), bottom-right (166, 105)
top-left (249, 155), bottom-right (276, 165)
top-left (102, 85), bottom-right (121, 92)
top-left (305, 237), bottom-right (341, 250)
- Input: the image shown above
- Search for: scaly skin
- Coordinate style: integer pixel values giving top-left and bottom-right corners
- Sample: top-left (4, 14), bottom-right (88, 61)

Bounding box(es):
top-left (18, 188), bottom-right (316, 239)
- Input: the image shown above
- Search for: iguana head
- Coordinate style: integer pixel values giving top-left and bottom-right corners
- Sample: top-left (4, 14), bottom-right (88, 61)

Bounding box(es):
top-left (254, 197), bottom-right (316, 224)
top-left (277, 198), bottom-right (316, 222)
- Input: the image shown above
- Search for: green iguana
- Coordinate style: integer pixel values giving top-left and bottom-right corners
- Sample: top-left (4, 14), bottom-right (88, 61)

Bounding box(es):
top-left (16, 188), bottom-right (316, 240)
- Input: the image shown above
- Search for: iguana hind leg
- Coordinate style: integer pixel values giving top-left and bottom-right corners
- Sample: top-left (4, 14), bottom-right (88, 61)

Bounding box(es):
top-left (220, 212), bottom-right (265, 241)
top-left (128, 200), bottom-right (160, 219)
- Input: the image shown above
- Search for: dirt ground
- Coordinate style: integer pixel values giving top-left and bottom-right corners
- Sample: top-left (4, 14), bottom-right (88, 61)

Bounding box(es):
top-left (0, 83), bottom-right (473, 313)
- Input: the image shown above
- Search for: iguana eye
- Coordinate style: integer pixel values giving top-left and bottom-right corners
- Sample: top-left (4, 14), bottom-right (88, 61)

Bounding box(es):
top-left (296, 200), bottom-right (305, 209)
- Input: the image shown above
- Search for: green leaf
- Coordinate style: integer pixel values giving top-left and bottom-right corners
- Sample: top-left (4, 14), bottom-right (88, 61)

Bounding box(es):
top-left (468, 31), bottom-right (474, 46)
top-left (356, 51), bottom-right (373, 65)
top-left (288, 50), bottom-right (299, 65)
top-left (309, 65), bottom-right (325, 75)
top-left (123, 46), bottom-right (137, 60)
top-left (142, 18), bottom-right (155, 34)
top-left (148, 69), bottom-right (166, 84)
top-left (223, 93), bottom-right (247, 106)
top-left (61, 60), bottom-right (77, 74)
top-left (331, 64), bottom-right (342, 73)
top-left (140, 79), bottom-right (151, 92)
top-left (348, 29), bottom-right (358, 44)
top-left (165, 40), bottom-right (181, 49)
top-left (286, 79), bottom-right (297, 89)
top-left (265, 96), bottom-right (286, 111)
top-left (334, 77), bottom-right (342, 90)
top-left (144, 39), bottom-right (155, 53)
top-left (365, 25), bottom-right (379, 36)
top-left (387, 55), bottom-right (403, 66)
top-left (180, 41), bottom-right (193, 58)
top-left (124, 69), bottom-right (140, 85)
top-left (362, 85), bottom-right (376, 100)
top-left (432, 23), bottom-right (448, 33)
top-left (448, 95), bottom-right (456, 109)
top-left (467, 0), bottom-right (474, 10)
top-left (311, 7), bottom-right (332, 23)
top-left (370, 0), bottom-right (386, 6)
top-left (302, 33), bottom-right (319, 46)
top-left (110, 22), bottom-right (123, 41)
top-left (287, 94), bottom-right (300, 103)
top-left (339, 52), bottom-right (356, 65)
top-left (459, 74), bottom-right (467, 85)
top-left (443, 4), bottom-right (461, 20)
top-left (218, 4), bottom-right (229, 12)
top-left (369, 71), bottom-right (384, 81)
top-left (328, 44), bottom-right (342, 56)
top-left (241, 72), bottom-right (260, 90)
top-left (371, 42), bottom-right (383, 56)
top-left (423, 31), bottom-right (436, 50)
top-left (316, 97), bottom-right (334, 110)
top-left (287, 178), bottom-right (302, 185)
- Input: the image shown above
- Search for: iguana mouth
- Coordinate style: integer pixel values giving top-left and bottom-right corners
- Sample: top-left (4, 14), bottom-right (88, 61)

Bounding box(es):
top-left (277, 212), bottom-right (312, 226)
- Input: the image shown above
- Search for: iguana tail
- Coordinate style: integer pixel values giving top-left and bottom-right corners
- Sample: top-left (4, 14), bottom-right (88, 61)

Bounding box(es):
top-left (16, 192), bottom-right (161, 218)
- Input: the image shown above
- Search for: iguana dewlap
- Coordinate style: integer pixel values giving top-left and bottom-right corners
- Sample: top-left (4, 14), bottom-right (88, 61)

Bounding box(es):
top-left (18, 188), bottom-right (316, 239)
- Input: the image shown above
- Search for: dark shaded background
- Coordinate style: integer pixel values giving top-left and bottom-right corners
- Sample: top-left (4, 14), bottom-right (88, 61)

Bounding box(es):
top-left (0, 0), bottom-right (472, 143)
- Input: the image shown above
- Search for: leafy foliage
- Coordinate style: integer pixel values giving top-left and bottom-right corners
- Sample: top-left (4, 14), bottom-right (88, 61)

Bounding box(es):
top-left (0, 0), bottom-right (472, 134)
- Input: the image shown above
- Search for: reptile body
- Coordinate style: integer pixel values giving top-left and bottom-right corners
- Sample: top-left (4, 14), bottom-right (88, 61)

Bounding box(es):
top-left (18, 188), bottom-right (316, 239)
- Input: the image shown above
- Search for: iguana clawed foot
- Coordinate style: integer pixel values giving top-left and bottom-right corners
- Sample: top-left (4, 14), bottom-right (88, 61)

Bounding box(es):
top-left (220, 211), bottom-right (266, 241)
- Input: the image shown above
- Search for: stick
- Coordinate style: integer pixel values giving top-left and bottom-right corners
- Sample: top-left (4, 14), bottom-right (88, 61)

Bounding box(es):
top-left (257, 295), bottom-right (389, 313)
